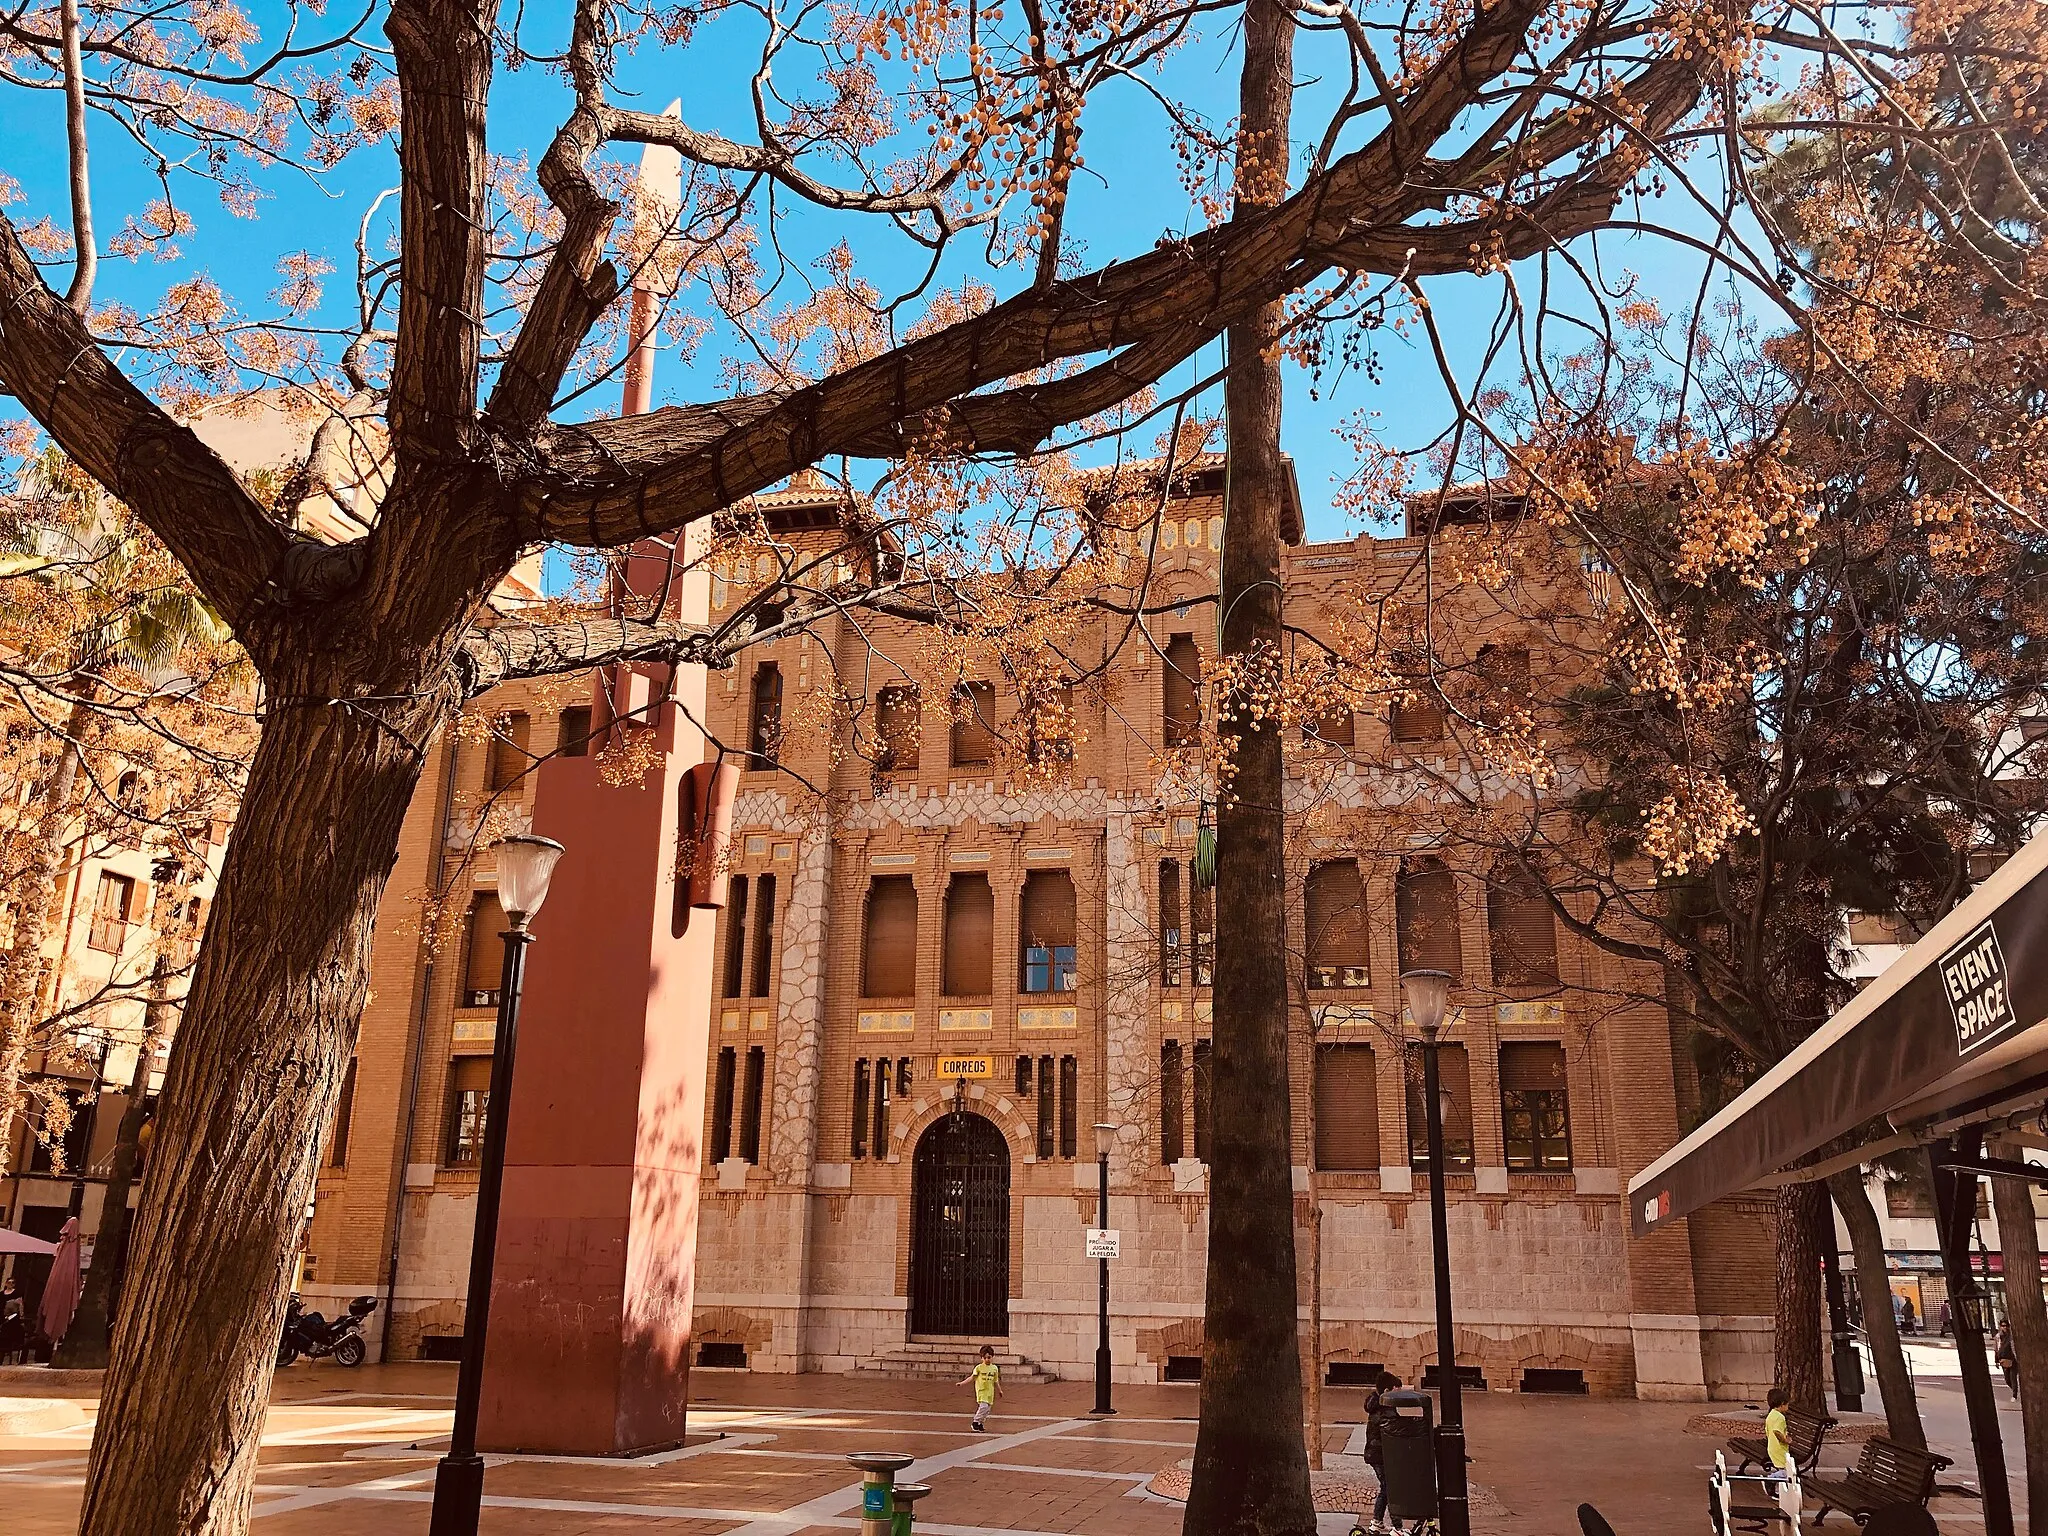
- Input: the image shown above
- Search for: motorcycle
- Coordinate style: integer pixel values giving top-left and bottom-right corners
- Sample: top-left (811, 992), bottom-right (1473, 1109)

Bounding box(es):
top-left (276, 1293), bottom-right (376, 1368)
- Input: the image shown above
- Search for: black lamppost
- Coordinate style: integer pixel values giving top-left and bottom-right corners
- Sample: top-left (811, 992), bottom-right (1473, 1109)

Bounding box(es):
top-left (429, 834), bottom-right (565, 1536)
top-left (65, 1028), bottom-right (113, 1219)
top-left (1401, 968), bottom-right (1469, 1536)
top-left (1091, 1122), bottom-right (1117, 1416)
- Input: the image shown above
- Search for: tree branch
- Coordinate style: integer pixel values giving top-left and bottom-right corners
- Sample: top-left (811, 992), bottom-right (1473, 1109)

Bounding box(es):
top-left (384, 0), bottom-right (497, 461)
top-left (0, 211), bottom-right (293, 630)
top-left (57, 0), bottom-right (94, 314)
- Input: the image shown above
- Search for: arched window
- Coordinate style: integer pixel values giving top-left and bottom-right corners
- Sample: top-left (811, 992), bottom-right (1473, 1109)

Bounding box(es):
top-left (749, 662), bottom-right (783, 765)
top-left (1158, 859), bottom-right (1183, 986)
top-left (1163, 635), bottom-right (1202, 747)
top-left (1395, 858), bottom-right (1462, 980)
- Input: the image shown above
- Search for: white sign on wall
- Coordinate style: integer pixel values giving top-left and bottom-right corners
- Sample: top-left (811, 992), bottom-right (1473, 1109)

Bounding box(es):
top-left (1085, 1229), bottom-right (1121, 1260)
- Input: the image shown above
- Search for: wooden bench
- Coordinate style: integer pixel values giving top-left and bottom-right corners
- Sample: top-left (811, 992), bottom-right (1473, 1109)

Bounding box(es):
top-left (1807, 1436), bottom-right (1951, 1525)
top-left (1728, 1406), bottom-right (1835, 1477)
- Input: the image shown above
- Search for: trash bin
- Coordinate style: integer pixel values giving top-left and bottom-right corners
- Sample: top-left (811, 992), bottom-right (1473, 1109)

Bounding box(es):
top-left (1378, 1388), bottom-right (1436, 1523)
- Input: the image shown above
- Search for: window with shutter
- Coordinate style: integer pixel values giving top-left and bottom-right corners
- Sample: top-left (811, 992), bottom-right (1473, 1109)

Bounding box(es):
top-left (950, 681), bottom-right (997, 766)
top-left (751, 873), bottom-right (778, 996)
top-left (463, 892), bottom-right (509, 1007)
top-left (1159, 860), bottom-right (1184, 986)
top-left (1161, 1040), bottom-right (1184, 1164)
top-left (558, 705), bottom-right (593, 758)
top-left (723, 877), bottom-right (750, 999)
top-left (327, 1059), bottom-right (357, 1168)
top-left (862, 876), bottom-right (919, 997)
top-left (1500, 1042), bottom-right (1571, 1171)
top-left (445, 1056), bottom-right (494, 1165)
top-left (1192, 1038), bottom-right (1213, 1162)
top-left (1476, 644), bottom-right (1532, 723)
top-left (943, 873), bottom-right (994, 995)
top-left (740, 1046), bottom-right (766, 1162)
top-left (488, 712), bottom-right (532, 791)
top-left (1023, 681), bottom-right (1077, 773)
top-left (1314, 1044), bottom-right (1379, 1171)
top-left (749, 663), bottom-right (784, 764)
top-left (876, 685), bottom-right (920, 771)
top-left (1020, 870), bottom-right (1078, 992)
top-left (1390, 662), bottom-right (1443, 742)
top-left (711, 1047), bottom-right (737, 1162)
top-left (1305, 860), bottom-right (1369, 988)
top-left (1163, 634), bottom-right (1202, 746)
top-left (1487, 866), bottom-right (1558, 989)
top-left (1405, 1043), bottom-right (1474, 1170)
top-left (1060, 1055), bottom-right (1078, 1158)
top-left (1396, 860), bottom-right (1463, 979)
top-left (87, 872), bottom-right (135, 953)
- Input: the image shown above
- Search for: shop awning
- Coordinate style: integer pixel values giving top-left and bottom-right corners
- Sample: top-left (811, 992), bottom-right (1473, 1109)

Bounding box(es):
top-left (1630, 826), bottom-right (2048, 1239)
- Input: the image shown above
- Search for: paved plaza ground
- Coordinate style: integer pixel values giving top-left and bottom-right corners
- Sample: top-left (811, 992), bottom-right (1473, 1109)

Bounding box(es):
top-left (0, 1346), bottom-right (2025, 1533)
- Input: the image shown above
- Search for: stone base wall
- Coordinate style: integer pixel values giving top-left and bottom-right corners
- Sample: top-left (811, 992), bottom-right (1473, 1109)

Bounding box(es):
top-left (1701, 1314), bottom-right (1775, 1401)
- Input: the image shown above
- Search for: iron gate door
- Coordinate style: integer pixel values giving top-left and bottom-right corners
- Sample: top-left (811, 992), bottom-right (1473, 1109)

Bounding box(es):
top-left (910, 1113), bottom-right (1010, 1336)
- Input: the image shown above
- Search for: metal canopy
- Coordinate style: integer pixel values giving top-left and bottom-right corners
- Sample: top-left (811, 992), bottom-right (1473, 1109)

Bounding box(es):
top-left (1630, 824), bottom-right (2048, 1239)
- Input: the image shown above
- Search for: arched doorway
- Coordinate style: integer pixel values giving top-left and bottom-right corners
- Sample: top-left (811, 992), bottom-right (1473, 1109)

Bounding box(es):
top-left (910, 1113), bottom-right (1010, 1336)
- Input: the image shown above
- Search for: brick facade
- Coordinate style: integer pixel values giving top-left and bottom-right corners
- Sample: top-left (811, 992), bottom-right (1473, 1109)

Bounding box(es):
top-left (300, 473), bottom-right (1776, 1401)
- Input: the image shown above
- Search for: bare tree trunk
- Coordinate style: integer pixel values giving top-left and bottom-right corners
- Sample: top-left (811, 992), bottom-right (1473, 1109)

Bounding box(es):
top-left (1305, 1166), bottom-right (1323, 1469)
top-left (1991, 1140), bottom-right (2048, 1526)
top-left (1829, 1168), bottom-right (1924, 1447)
top-left (1776, 1181), bottom-right (1827, 1411)
top-left (55, 952), bottom-right (175, 1370)
top-left (1184, 6), bottom-right (1310, 1531)
top-left (0, 693), bottom-right (96, 1173)
top-left (78, 689), bottom-right (433, 1536)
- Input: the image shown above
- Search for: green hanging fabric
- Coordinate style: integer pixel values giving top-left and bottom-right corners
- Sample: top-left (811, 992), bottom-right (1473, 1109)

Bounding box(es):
top-left (1193, 823), bottom-right (1217, 890)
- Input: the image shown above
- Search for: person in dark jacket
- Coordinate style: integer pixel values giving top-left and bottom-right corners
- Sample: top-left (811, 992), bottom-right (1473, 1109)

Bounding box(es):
top-left (0, 1276), bottom-right (25, 1364)
top-left (1357, 1370), bottom-right (1409, 1535)
top-left (1997, 1325), bottom-right (2019, 1398)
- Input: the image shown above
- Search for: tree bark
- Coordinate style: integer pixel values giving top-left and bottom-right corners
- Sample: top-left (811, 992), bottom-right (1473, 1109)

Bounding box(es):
top-left (55, 952), bottom-right (175, 1370)
top-left (1776, 1181), bottom-right (1827, 1411)
top-left (1829, 1168), bottom-right (1924, 1446)
top-left (1991, 1140), bottom-right (2048, 1526)
top-left (78, 688), bottom-right (434, 1535)
top-left (1184, 4), bottom-right (1311, 1533)
top-left (0, 692), bottom-right (96, 1173)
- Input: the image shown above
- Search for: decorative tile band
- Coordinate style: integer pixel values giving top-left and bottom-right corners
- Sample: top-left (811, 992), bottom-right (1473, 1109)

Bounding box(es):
top-left (1018, 1006), bottom-right (1078, 1032)
top-left (939, 1007), bottom-right (993, 1031)
top-left (1498, 1000), bottom-right (1565, 1026)
top-left (858, 1010), bottom-right (917, 1033)
top-left (870, 853), bottom-right (918, 869)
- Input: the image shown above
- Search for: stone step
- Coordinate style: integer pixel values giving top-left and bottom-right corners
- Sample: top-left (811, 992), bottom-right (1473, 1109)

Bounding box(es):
top-left (853, 1346), bottom-right (1057, 1383)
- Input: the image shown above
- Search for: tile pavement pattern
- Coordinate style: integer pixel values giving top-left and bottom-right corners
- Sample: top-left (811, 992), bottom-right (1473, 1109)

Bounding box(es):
top-left (0, 1365), bottom-right (2022, 1534)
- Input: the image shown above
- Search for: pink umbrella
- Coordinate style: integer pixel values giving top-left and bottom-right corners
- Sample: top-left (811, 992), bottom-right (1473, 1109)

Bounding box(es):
top-left (38, 1217), bottom-right (81, 1343)
top-left (0, 1228), bottom-right (57, 1256)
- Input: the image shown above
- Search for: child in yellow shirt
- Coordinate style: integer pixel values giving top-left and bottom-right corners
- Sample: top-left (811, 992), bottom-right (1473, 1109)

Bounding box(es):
top-left (959, 1344), bottom-right (1002, 1432)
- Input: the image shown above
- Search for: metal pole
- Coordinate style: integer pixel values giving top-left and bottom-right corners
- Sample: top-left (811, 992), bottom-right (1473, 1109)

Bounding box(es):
top-left (428, 921), bottom-right (532, 1536)
top-left (1094, 1147), bottom-right (1114, 1415)
top-left (65, 1036), bottom-right (110, 1219)
top-left (1422, 1032), bottom-right (1469, 1536)
top-left (1931, 1130), bottom-right (2013, 1536)
top-left (1820, 1236), bottom-right (1862, 1412)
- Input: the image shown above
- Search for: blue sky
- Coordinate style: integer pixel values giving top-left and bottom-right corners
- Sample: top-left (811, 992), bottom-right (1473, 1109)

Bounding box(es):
top-left (0, 2), bottom-right (1768, 546)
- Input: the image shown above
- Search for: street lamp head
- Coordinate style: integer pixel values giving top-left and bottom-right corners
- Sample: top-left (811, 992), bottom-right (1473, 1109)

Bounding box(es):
top-left (1400, 968), bottom-right (1452, 1039)
top-left (494, 835), bottom-right (566, 923)
top-left (1093, 1122), bottom-right (1118, 1160)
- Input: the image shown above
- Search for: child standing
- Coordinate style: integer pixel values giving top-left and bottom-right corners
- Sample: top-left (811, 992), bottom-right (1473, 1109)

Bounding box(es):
top-left (1763, 1386), bottom-right (1792, 1491)
top-left (959, 1344), bottom-right (1002, 1431)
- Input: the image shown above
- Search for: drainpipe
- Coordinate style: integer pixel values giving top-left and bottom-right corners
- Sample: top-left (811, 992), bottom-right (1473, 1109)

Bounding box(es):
top-left (378, 728), bottom-right (462, 1361)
